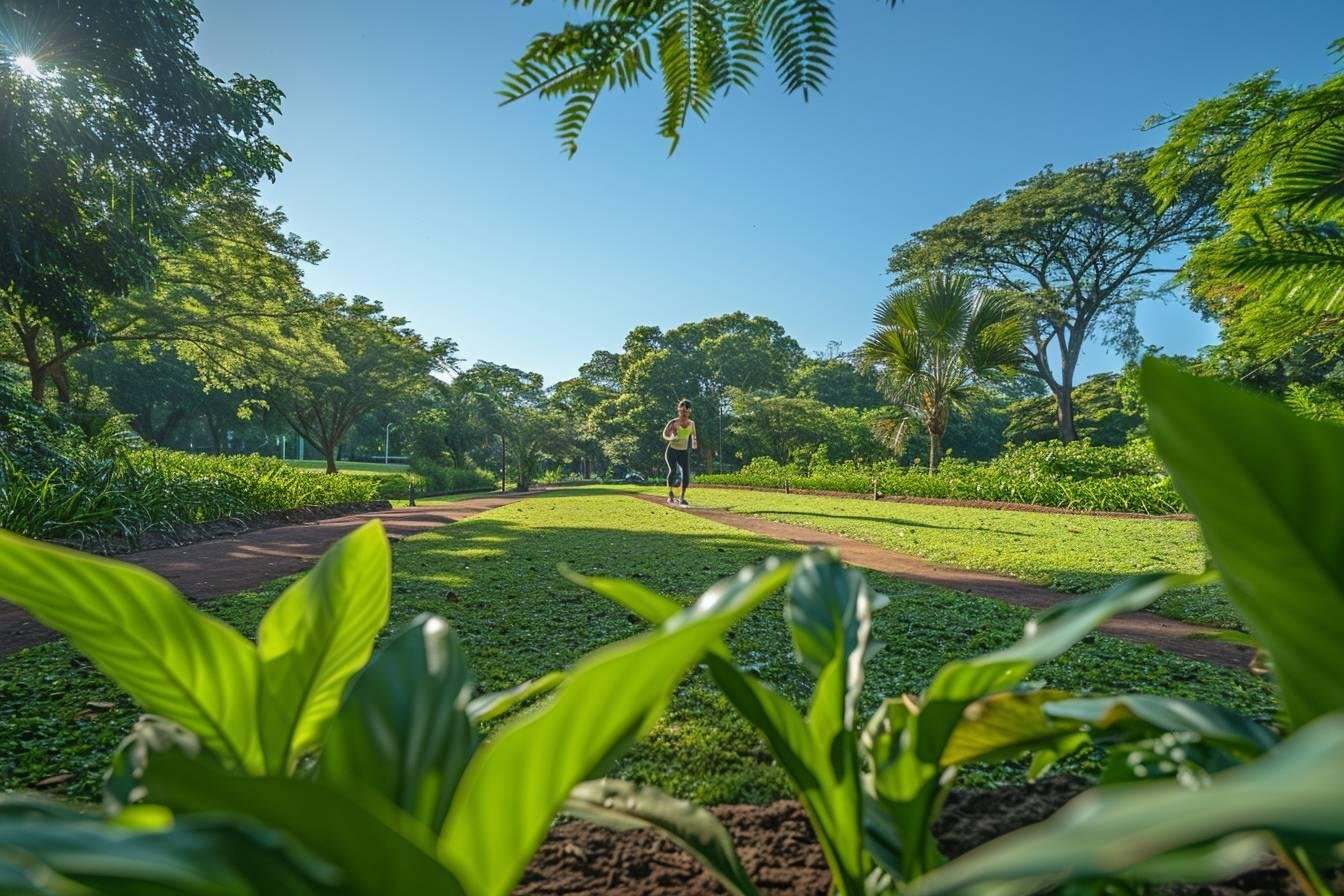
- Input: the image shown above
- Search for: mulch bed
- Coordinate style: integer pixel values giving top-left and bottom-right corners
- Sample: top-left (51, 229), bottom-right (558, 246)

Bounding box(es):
top-left (53, 500), bottom-right (393, 556)
top-left (519, 776), bottom-right (1322, 894)
top-left (697, 483), bottom-right (1195, 522)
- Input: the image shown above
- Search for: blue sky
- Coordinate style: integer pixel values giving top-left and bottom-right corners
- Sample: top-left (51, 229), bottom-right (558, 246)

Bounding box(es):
top-left (195, 1), bottom-right (1340, 386)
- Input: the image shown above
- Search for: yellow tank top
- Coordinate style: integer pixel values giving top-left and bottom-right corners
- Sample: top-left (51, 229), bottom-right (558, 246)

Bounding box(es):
top-left (669, 421), bottom-right (694, 450)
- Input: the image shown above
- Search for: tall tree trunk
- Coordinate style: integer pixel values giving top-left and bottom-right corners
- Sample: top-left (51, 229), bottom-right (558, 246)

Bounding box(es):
top-left (1055, 381), bottom-right (1078, 443)
top-left (17, 325), bottom-right (46, 403)
top-left (50, 361), bottom-right (71, 404)
top-left (325, 452), bottom-right (338, 474)
top-left (928, 426), bottom-right (942, 473)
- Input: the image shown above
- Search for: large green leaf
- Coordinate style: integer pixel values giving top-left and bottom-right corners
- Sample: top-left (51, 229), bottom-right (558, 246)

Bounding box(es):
top-left (1143, 359), bottom-right (1344, 728)
top-left (1044, 695), bottom-right (1278, 757)
top-left (466, 670), bottom-right (566, 724)
top-left (785, 553), bottom-right (882, 891)
top-left (941, 689), bottom-right (1089, 772)
top-left (141, 747), bottom-right (462, 896)
top-left (438, 558), bottom-right (794, 896)
top-left (319, 615), bottom-right (478, 833)
top-left (0, 797), bottom-right (348, 895)
top-left (909, 712), bottom-right (1344, 896)
top-left (565, 779), bottom-right (758, 896)
top-left (866, 571), bottom-right (1207, 882)
top-left (571, 561), bottom-right (871, 891)
top-left (257, 520), bottom-right (391, 773)
top-left (0, 530), bottom-right (262, 772)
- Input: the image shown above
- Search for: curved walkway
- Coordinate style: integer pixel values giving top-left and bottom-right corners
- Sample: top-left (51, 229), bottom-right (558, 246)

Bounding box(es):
top-left (633, 494), bottom-right (1251, 670)
top-left (0, 493), bottom-right (537, 655)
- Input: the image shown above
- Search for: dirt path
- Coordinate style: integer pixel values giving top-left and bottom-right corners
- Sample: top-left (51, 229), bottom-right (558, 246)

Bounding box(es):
top-left (634, 494), bottom-right (1250, 669)
top-left (0, 493), bottom-right (536, 656)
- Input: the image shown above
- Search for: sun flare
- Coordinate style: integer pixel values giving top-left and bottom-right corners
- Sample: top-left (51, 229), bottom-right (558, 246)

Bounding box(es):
top-left (14, 55), bottom-right (40, 79)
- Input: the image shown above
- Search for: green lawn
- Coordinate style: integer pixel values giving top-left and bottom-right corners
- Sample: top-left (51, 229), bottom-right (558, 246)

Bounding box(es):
top-left (0, 491), bottom-right (1271, 806)
top-left (650, 486), bottom-right (1240, 630)
top-left (282, 459), bottom-right (410, 474)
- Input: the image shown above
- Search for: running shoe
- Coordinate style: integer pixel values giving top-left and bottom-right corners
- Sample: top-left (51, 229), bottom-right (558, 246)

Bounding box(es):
top-left (679, 498), bottom-right (690, 507)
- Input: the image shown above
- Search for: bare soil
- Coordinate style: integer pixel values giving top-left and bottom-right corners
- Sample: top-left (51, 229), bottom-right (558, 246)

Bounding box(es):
top-left (520, 777), bottom-right (1316, 894)
top-left (634, 495), bottom-right (1252, 670)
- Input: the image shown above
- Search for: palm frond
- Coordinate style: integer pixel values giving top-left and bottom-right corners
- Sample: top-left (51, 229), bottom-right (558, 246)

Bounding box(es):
top-left (502, 1), bottom-right (903, 155)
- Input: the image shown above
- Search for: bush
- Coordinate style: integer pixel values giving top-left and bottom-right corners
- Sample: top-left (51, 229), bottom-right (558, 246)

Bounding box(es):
top-left (408, 456), bottom-right (496, 494)
top-left (0, 431), bottom-right (379, 545)
top-left (699, 439), bottom-right (1183, 515)
top-left (372, 472), bottom-right (429, 500)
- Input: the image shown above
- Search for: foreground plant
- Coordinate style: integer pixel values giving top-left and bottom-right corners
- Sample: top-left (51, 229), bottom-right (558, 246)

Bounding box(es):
top-left (0, 521), bottom-right (780, 895)
top-left (908, 360), bottom-right (1344, 894)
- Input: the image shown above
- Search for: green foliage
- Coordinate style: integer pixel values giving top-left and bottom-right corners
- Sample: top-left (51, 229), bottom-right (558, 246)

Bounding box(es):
top-left (270, 296), bottom-right (457, 474)
top-left (406, 457), bottom-right (496, 495)
top-left (0, 437), bottom-right (379, 545)
top-left (1144, 361), bottom-right (1344, 731)
top-left (1149, 40), bottom-right (1344, 315)
top-left (889, 152), bottom-right (1221, 442)
top-left (0, 517), bottom-right (780, 895)
top-left (863, 272), bottom-right (1026, 470)
top-left (702, 439), bottom-right (1181, 515)
top-left (503, 1), bottom-right (900, 156)
top-left (0, 0), bottom-right (287, 336)
top-left (1005, 372), bottom-right (1143, 446)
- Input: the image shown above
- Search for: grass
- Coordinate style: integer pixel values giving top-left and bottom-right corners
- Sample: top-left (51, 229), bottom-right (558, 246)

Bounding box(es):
top-left (388, 491), bottom-right (499, 508)
top-left (282, 459), bottom-right (410, 474)
top-left (0, 490), bottom-right (1272, 807)
top-left (650, 486), bottom-right (1241, 630)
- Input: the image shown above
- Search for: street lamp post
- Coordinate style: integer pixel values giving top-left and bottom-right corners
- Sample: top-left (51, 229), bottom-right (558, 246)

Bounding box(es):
top-left (384, 423), bottom-right (395, 464)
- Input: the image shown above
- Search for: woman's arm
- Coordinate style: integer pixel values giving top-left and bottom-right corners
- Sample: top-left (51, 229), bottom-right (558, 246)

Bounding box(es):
top-left (662, 419), bottom-right (677, 440)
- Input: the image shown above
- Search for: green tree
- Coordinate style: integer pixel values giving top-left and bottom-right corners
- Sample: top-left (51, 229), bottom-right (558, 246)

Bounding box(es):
top-left (0, 1), bottom-right (287, 336)
top-left (3, 183), bottom-right (325, 403)
top-left (270, 296), bottom-right (456, 474)
top-left (863, 273), bottom-right (1024, 471)
top-left (1004, 372), bottom-right (1143, 447)
top-left (888, 152), bottom-right (1221, 442)
top-left (789, 353), bottom-right (884, 409)
top-left (502, 0), bottom-right (899, 155)
top-left (1148, 39), bottom-right (1344, 317)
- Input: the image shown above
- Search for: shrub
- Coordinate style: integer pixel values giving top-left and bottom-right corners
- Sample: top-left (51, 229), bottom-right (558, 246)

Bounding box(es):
top-left (372, 472), bottom-right (429, 500)
top-left (408, 456), bottom-right (496, 494)
top-left (700, 439), bottom-right (1183, 514)
top-left (0, 438), bottom-right (379, 545)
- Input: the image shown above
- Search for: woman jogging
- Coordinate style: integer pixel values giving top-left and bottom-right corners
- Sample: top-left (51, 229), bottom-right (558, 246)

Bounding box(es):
top-left (662, 399), bottom-right (697, 506)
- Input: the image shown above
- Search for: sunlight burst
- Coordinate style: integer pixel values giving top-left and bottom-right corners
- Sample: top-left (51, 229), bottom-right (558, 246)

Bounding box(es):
top-left (14, 55), bottom-right (40, 78)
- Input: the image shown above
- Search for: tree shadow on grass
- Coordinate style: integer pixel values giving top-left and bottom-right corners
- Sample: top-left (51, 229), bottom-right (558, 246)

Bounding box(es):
top-left (743, 507), bottom-right (1035, 537)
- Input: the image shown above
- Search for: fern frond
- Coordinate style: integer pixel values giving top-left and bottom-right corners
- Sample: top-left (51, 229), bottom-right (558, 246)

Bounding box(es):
top-left (502, 1), bottom-right (902, 155)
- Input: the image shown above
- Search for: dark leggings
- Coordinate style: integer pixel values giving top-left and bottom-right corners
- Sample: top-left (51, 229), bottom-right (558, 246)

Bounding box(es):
top-left (665, 447), bottom-right (690, 489)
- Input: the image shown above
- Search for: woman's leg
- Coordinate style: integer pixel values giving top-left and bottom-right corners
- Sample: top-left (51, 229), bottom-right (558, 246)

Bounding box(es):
top-left (665, 446), bottom-right (676, 499)
top-left (677, 450), bottom-right (690, 500)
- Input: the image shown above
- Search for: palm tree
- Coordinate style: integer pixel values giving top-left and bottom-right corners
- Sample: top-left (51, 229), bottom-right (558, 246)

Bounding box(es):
top-left (863, 273), bottom-right (1024, 472)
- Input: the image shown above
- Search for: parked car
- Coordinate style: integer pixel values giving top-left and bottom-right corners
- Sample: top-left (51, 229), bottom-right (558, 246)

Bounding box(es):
top-left (623, 471), bottom-right (647, 483)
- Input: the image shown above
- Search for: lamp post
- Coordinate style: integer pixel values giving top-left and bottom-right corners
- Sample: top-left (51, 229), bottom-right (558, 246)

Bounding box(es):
top-left (384, 423), bottom-right (395, 465)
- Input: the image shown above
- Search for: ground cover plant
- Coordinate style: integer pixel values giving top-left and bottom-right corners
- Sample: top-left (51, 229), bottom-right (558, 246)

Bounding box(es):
top-left (0, 445), bottom-right (379, 546)
top-left (0, 491), bottom-right (1272, 809)
top-left (699, 440), bottom-right (1184, 515)
top-left (641, 484), bottom-right (1238, 629)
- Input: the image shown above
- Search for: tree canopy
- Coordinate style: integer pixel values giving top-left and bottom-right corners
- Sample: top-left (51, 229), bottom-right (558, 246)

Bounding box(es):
top-left (269, 296), bottom-right (457, 473)
top-left (888, 151), bottom-right (1221, 442)
top-left (0, 0), bottom-right (288, 336)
